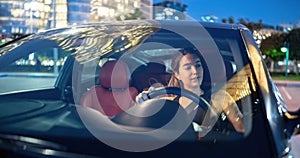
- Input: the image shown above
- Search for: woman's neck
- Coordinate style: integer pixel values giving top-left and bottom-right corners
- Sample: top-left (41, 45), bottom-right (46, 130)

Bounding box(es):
top-left (179, 87), bottom-right (204, 109)
top-left (185, 87), bottom-right (203, 96)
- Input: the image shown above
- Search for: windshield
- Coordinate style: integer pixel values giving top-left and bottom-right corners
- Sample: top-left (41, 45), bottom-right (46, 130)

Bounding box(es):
top-left (76, 24), bottom-right (256, 141)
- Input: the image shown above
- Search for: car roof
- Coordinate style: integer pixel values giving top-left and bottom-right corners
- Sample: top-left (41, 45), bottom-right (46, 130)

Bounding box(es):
top-left (39, 19), bottom-right (249, 34)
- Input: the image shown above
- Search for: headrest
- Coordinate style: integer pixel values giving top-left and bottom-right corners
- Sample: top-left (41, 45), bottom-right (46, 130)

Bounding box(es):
top-left (99, 60), bottom-right (129, 89)
top-left (145, 62), bottom-right (166, 74)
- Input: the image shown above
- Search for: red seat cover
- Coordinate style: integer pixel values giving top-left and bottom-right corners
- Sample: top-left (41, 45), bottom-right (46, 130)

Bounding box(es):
top-left (80, 60), bottom-right (138, 117)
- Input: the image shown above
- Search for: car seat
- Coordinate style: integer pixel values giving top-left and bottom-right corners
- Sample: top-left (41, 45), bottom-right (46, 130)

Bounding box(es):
top-left (80, 60), bottom-right (138, 117)
top-left (132, 62), bottom-right (171, 92)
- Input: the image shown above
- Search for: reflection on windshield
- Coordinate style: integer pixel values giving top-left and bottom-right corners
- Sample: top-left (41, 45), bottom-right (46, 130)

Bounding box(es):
top-left (226, 64), bottom-right (256, 101)
top-left (45, 23), bottom-right (159, 64)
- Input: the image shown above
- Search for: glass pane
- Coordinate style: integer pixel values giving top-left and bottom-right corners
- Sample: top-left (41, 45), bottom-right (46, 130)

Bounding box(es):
top-left (0, 47), bottom-right (68, 94)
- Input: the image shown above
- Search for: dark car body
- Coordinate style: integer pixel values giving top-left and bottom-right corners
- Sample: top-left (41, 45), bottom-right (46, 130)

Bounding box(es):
top-left (0, 20), bottom-right (299, 158)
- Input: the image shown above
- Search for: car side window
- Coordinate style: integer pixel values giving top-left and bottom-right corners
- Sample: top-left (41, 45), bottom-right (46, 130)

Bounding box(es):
top-left (0, 47), bottom-right (68, 94)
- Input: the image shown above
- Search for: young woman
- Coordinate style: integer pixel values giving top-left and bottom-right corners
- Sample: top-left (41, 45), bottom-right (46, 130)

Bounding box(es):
top-left (168, 49), bottom-right (244, 133)
top-left (136, 48), bottom-right (245, 135)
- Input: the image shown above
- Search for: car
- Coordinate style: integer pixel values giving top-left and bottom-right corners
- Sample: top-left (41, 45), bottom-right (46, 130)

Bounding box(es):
top-left (0, 20), bottom-right (299, 158)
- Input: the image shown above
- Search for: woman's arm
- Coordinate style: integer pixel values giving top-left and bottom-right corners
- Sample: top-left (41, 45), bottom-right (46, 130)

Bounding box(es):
top-left (210, 90), bottom-right (245, 133)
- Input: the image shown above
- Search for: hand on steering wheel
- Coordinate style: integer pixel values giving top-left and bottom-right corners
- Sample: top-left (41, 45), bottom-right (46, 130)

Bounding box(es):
top-left (136, 86), bottom-right (211, 112)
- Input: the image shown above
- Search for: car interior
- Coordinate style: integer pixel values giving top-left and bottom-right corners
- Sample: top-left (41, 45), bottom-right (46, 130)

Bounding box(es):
top-left (0, 26), bottom-right (253, 143)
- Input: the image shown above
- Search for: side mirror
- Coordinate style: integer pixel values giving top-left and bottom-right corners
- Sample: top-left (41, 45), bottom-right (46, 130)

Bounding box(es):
top-left (284, 107), bottom-right (300, 136)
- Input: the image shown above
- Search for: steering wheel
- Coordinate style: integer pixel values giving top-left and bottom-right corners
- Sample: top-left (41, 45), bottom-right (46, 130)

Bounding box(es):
top-left (140, 87), bottom-right (211, 112)
top-left (146, 87), bottom-right (241, 137)
top-left (112, 86), bottom-right (214, 137)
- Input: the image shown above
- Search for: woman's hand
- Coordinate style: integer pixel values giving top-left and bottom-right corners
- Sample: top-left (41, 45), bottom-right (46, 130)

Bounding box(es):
top-left (210, 90), bottom-right (245, 133)
top-left (135, 83), bottom-right (163, 104)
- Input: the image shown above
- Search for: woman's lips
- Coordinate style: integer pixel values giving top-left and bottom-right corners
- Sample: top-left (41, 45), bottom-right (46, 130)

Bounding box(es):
top-left (191, 77), bottom-right (200, 81)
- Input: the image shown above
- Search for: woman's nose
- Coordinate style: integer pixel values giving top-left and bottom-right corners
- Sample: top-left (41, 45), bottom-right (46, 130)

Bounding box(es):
top-left (191, 65), bottom-right (197, 73)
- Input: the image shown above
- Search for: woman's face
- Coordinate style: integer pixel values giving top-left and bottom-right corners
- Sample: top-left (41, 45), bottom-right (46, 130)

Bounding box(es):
top-left (175, 54), bottom-right (203, 91)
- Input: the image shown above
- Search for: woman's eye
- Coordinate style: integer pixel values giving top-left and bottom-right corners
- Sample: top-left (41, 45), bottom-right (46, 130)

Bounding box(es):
top-left (184, 65), bottom-right (191, 70)
top-left (195, 63), bottom-right (202, 68)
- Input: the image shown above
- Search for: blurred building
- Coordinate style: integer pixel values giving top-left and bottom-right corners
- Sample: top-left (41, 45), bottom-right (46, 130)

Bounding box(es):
top-left (276, 23), bottom-right (294, 33)
top-left (0, 0), bottom-right (152, 40)
top-left (67, 0), bottom-right (90, 26)
top-left (90, 0), bottom-right (145, 21)
top-left (0, 0), bottom-right (53, 37)
top-left (141, 0), bottom-right (153, 20)
top-left (296, 20), bottom-right (300, 28)
top-left (153, 0), bottom-right (187, 20)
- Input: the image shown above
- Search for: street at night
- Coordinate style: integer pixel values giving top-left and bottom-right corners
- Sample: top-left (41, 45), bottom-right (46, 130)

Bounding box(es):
top-left (275, 80), bottom-right (300, 158)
